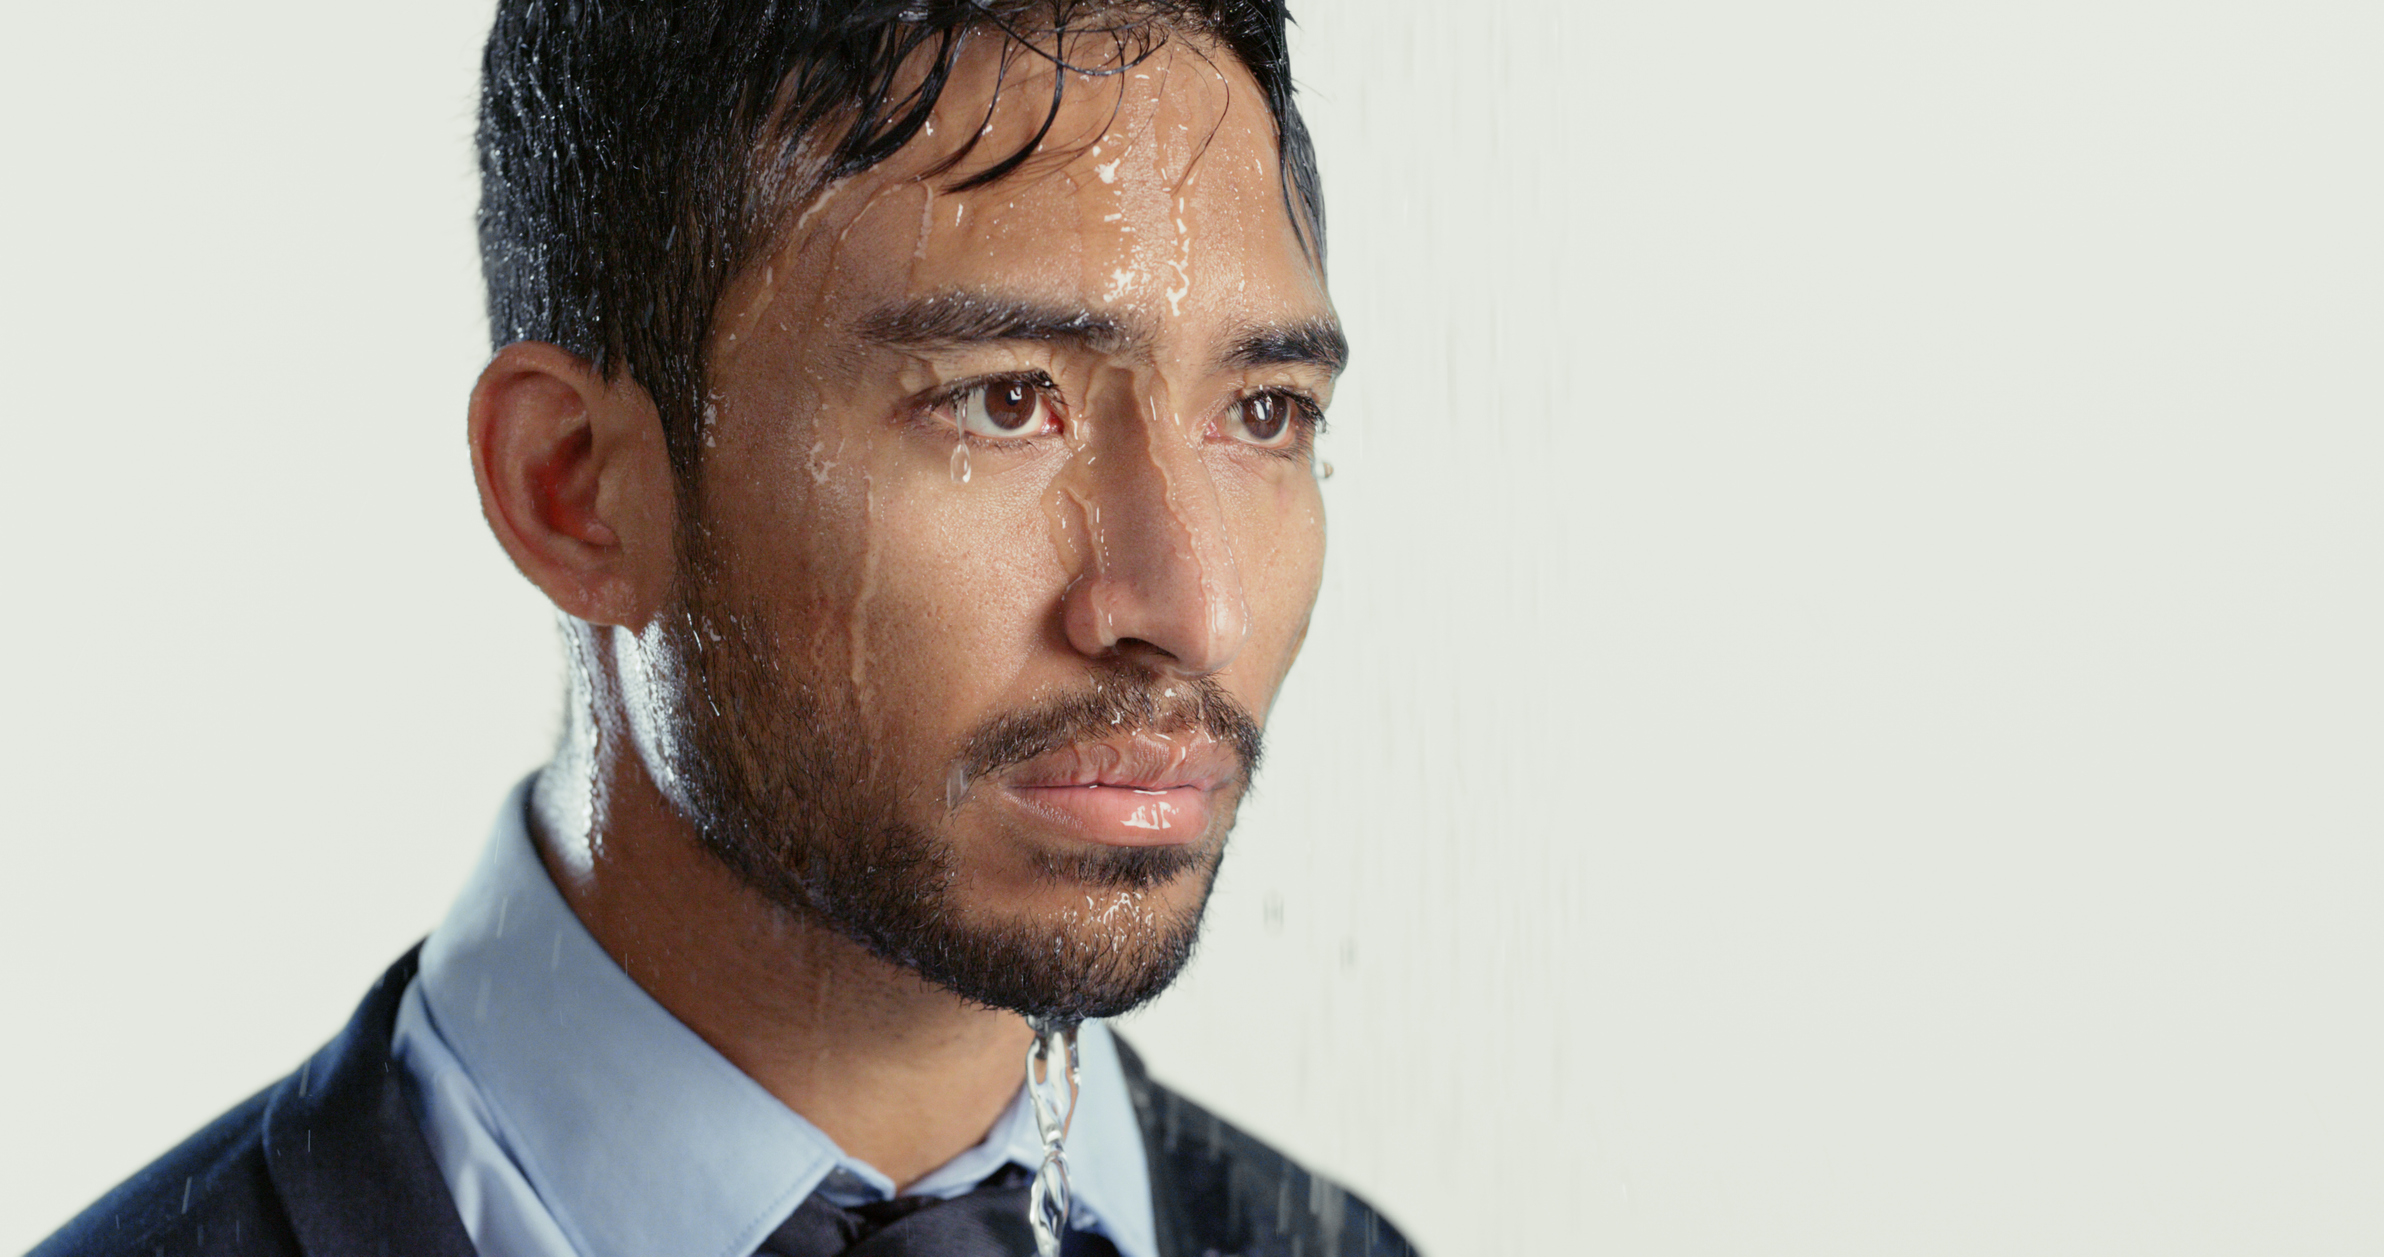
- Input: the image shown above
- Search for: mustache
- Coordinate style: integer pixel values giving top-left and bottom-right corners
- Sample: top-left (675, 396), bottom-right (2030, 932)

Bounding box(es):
top-left (950, 665), bottom-right (1264, 805)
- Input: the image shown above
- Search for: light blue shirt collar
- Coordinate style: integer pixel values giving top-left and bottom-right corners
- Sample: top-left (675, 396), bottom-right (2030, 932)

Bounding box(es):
top-left (408, 778), bottom-right (1157, 1257)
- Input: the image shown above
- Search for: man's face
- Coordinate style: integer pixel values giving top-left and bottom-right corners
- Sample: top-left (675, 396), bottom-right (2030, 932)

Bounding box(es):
top-left (624, 34), bottom-right (1336, 1019)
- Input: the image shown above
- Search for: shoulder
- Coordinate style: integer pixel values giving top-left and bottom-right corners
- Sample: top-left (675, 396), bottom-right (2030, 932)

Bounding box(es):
top-left (31, 949), bottom-right (475, 1257)
top-left (29, 1083), bottom-right (302, 1257)
top-left (1109, 1036), bottom-right (1422, 1257)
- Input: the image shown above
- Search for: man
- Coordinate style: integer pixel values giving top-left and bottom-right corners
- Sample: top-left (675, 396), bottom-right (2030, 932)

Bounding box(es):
top-left (37, 1), bottom-right (1410, 1255)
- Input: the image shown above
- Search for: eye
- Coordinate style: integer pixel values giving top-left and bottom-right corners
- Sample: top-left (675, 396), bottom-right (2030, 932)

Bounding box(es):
top-left (945, 375), bottom-right (1061, 439)
top-left (1223, 389), bottom-right (1320, 451)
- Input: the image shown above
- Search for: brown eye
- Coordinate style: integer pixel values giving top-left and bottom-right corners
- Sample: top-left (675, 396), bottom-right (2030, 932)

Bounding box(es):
top-left (954, 377), bottom-right (1058, 438)
top-left (1227, 391), bottom-right (1308, 449)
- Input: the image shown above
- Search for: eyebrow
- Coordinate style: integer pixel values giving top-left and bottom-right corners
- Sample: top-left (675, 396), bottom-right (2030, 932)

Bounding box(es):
top-left (856, 293), bottom-right (1142, 358)
top-left (1221, 318), bottom-right (1349, 376)
top-left (856, 291), bottom-right (1348, 376)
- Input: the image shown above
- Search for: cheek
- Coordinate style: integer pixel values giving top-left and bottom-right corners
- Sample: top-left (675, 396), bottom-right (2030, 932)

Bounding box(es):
top-left (836, 458), bottom-right (1075, 761)
top-left (877, 480), bottom-right (1066, 662)
top-left (1228, 466), bottom-right (1328, 654)
top-left (725, 444), bottom-right (878, 657)
top-left (694, 377), bottom-right (926, 711)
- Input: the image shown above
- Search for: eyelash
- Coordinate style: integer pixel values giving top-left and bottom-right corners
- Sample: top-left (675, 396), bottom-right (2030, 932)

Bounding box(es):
top-left (916, 372), bottom-right (1328, 458)
top-left (919, 370), bottom-right (1062, 448)
top-left (1233, 387), bottom-right (1329, 460)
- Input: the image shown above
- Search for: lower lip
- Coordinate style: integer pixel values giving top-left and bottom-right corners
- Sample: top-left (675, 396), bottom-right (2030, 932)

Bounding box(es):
top-left (1003, 784), bottom-right (1211, 846)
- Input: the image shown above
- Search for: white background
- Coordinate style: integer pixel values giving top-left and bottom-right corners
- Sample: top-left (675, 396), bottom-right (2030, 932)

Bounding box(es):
top-left (3, 2), bottom-right (2379, 1254)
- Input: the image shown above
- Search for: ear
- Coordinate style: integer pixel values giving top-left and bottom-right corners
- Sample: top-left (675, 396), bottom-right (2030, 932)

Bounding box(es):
top-left (469, 342), bottom-right (676, 629)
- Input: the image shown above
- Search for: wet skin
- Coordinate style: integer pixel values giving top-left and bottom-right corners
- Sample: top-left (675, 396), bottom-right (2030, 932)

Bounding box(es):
top-left (470, 37), bottom-right (1337, 1185)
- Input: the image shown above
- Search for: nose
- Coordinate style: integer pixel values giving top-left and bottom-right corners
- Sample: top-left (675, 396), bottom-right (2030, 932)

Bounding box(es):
top-left (1060, 401), bottom-right (1249, 677)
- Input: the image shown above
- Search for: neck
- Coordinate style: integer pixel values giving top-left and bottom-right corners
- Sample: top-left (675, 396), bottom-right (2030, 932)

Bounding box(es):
top-left (529, 702), bottom-right (1033, 1190)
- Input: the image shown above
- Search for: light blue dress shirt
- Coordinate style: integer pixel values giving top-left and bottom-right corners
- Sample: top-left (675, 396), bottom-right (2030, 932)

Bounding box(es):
top-left (389, 779), bottom-right (1159, 1257)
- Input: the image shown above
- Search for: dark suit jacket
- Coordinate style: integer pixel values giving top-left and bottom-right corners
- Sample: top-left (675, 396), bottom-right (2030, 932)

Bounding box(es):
top-left (32, 950), bottom-right (1416, 1257)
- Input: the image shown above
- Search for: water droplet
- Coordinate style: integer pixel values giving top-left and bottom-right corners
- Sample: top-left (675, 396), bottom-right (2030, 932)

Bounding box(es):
top-left (949, 442), bottom-right (972, 484)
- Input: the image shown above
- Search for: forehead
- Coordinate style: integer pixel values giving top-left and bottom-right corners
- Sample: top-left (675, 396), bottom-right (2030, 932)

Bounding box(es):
top-left (719, 31), bottom-right (1329, 355)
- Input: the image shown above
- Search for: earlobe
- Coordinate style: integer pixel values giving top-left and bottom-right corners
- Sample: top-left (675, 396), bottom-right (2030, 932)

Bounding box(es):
top-left (469, 342), bottom-right (675, 629)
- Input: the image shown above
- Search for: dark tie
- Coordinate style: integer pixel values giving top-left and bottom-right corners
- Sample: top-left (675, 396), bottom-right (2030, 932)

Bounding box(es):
top-left (754, 1164), bottom-right (1122, 1257)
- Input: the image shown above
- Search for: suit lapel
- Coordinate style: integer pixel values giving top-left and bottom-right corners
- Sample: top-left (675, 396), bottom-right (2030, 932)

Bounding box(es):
top-left (261, 948), bottom-right (480, 1257)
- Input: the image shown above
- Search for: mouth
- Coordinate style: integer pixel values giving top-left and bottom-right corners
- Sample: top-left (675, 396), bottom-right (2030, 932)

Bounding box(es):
top-left (993, 729), bottom-right (1239, 847)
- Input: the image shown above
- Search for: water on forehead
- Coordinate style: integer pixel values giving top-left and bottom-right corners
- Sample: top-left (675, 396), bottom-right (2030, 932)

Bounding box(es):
top-left (719, 36), bottom-right (1325, 372)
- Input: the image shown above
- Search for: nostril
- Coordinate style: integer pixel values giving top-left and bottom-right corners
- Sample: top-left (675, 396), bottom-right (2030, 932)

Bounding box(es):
top-left (1110, 637), bottom-right (1178, 667)
top-left (1112, 637), bottom-right (1215, 678)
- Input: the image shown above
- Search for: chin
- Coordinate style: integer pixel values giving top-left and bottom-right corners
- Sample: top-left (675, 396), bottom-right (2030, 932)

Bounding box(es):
top-left (913, 834), bottom-right (1226, 1021)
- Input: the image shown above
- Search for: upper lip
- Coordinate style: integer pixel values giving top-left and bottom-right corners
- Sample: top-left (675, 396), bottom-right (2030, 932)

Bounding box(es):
top-left (1002, 728), bottom-right (1239, 792)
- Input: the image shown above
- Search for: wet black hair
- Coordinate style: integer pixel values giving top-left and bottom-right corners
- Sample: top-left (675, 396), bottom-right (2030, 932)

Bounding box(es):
top-left (477, 0), bottom-right (1324, 482)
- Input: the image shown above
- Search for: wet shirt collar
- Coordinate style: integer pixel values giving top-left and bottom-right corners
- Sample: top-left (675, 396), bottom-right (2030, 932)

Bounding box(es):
top-left (406, 779), bottom-right (1158, 1257)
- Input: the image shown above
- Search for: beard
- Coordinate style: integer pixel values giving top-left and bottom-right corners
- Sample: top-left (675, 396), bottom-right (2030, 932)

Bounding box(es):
top-left (641, 537), bottom-right (1264, 1023)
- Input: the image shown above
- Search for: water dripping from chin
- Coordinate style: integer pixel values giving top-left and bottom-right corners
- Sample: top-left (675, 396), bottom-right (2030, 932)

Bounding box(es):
top-left (1022, 1020), bottom-right (1081, 1257)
